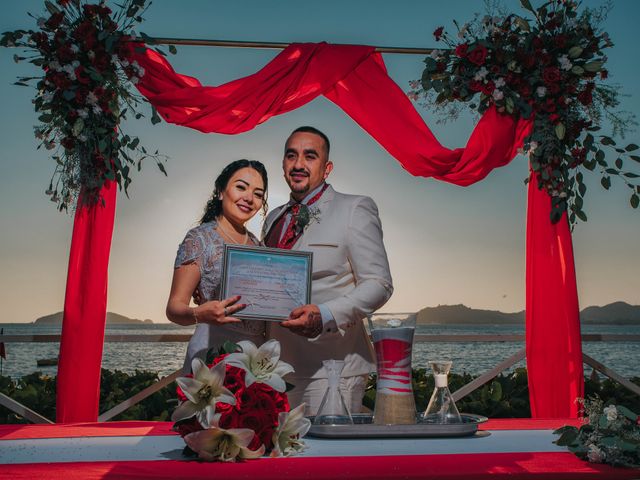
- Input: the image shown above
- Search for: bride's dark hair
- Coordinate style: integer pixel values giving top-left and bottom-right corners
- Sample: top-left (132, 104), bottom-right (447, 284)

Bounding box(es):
top-left (200, 159), bottom-right (269, 224)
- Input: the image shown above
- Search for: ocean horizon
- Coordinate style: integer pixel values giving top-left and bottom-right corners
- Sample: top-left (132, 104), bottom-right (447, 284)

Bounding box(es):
top-left (1, 323), bottom-right (638, 380)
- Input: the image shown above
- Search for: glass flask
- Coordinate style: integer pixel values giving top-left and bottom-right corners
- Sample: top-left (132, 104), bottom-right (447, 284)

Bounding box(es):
top-left (422, 360), bottom-right (462, 424)
top-left (367, 313), bottom-right (417, 425)
top-left (313, 360), bottom-right (354, 425)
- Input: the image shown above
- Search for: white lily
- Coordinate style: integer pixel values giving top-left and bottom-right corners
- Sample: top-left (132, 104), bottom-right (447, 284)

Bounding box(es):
top-left (270, 403), bottom-right (311, 457)
top-left (171, 358), bottom-right (236, 428)
top-left (185, 425), bottom-right (265, 462)
top-left (225, 339), bottom-right (294, 392)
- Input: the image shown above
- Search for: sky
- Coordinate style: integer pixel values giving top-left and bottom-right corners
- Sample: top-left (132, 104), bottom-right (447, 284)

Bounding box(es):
top-left (0, 0), bottom-right (638, 324)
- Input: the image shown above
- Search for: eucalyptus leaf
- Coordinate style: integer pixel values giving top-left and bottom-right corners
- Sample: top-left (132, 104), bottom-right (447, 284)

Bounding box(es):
top-left (555, 122), bottom-right (566, 140)
top-left (568, 46), bottom-right (583, 59)
top-left (584, 60), bottom-right (604, 72)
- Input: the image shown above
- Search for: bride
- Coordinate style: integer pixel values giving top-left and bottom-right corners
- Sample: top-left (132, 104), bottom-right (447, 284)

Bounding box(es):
top-left (166, 159), bottom-right (268, 371)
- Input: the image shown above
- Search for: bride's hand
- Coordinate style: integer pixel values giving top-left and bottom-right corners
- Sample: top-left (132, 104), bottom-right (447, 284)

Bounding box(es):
top-left (194, 295), bottom-right (246, 325)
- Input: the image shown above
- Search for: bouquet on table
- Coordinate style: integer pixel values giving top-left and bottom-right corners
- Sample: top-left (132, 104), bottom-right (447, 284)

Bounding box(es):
top-left (554, 397), bottom-right (640, 468)
top-left (172, 339), bottom-right (311, 462)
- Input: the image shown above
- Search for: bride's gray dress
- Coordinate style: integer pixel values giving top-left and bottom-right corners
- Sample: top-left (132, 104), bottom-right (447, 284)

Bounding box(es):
top-left (174, 220), bottom-right (264, 372)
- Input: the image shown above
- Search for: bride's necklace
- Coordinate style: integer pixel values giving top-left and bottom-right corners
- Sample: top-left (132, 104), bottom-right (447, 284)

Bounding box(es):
top-left (217, 221), bottom-right (249, 245)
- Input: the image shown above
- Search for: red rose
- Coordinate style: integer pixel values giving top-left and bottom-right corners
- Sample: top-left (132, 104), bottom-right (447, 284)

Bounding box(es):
top-left (61, 137), bottom-right (75, 150)
top-left (554, 34), bottom-right (567, 49)
top-left (548, 113), bottom-right (560, 124)
top-left (455, 43), bottom-right (469, 58)
top-left (481, 81), bottom-right (495, 95)
top-left (547, 83), bottom-right (561, 95)
top-left (577, 89), bottom-right (593, 106)
top-left (467, 45), bottom-right (488, 66)
top-left (433, 26), bottom-right (444, 41)
top-left (56, 44), bottom-right (74, 63)
top-left (543, 67), bottom-right (561, 85)
top-left (469, 80), bottom-right (484, 92)
top-left (436, 62), bottom-right (446, 73)
top-left (543, 98), bottom-right (556, 113)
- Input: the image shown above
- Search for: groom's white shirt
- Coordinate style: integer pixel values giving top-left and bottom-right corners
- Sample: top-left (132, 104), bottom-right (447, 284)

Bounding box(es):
top-left (262, 184), bottom-right (393, 379)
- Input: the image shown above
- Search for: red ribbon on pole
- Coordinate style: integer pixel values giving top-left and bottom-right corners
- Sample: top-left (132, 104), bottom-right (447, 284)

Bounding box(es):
top-left (56, 181), bottom-right (116, 423)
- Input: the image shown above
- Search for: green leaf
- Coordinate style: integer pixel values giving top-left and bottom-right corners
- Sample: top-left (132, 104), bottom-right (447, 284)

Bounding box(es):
top-left (576, 210), bottom-right (587, 222)
top-left (601, 176), bottom-right (611, 190)
top-left (519, 0), bottom-right (535, 13)
top-left (630, 155), bottom-right (640, 163)
top-left (624, 172), bottom-right (640, 178)
top-left (625, 143), bottom-right (639, 151)
top-left (571, 65), bottom-right (584, 75)
top-left (615, 158), bottom-right (623, 169)
top-left (555, 122), bottom-right (566, 140)
top-left (168, 45), bottom-right (177, 55)
top-left (617, 404), bottom-right (639, 420)
top-left (595, 149), bottom-right (605, 164)
top-left (150, 107), bottom-right (162, 125)
top-left (72, 118), bottom-right (84, 137)
top-left (490, 381), bottom-right (502, 401)
top-left (584, 61), bottom-right (604, 72)
top-left (554, 428), bottom-right (579, 446)
top-left (578, 182), bottom-right (587, 197)
top-left (514, 16), bottom-right (530, 32)
top-left (157, 162), bottom-right (167, 176)
top-left (568, 46), bottom-right (583, 59)
top-left (600, 136), bottom-right (616, 146)
top-left (221, 340), bottom-right (240, 354)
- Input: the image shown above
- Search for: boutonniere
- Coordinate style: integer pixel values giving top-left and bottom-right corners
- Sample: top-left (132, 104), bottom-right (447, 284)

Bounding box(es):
top-left (294, 205), bottom-right (321, 233)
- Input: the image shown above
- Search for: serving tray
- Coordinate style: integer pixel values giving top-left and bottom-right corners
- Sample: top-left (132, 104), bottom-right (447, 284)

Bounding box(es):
top-left (307, 413), bottom-right (488, 439)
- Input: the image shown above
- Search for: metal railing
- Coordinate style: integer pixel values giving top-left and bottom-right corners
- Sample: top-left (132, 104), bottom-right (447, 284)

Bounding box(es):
top-left (1, 333), bottom-right (638, 423)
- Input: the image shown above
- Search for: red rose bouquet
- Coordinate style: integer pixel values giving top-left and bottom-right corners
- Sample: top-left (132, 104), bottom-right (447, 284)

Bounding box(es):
top-left (172, 339), bottom-right (311, 462)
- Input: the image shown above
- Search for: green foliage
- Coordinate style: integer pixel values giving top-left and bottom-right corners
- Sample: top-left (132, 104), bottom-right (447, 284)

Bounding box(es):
top-left (0, 369), bottom-right (176, 424)
top-left (1, 368), bottom-right (638, 423)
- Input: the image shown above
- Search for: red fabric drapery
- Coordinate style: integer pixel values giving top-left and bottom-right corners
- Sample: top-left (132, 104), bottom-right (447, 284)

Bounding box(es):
top-left (57, 182), bottom-right (116, 422)
top-left (57, 42), bottom-right (582, 421)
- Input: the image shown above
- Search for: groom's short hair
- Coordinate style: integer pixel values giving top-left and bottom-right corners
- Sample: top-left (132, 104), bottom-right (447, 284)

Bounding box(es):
top-left (290, 126), bottom-right (330, 156)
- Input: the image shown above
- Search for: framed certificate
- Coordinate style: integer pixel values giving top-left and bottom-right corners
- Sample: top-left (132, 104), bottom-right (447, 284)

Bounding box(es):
top-left (219, 244), bottom-right (313, 321)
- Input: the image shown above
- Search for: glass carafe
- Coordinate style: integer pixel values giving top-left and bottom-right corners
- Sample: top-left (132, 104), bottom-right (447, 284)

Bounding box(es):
top-left (313, 360), bottom-right (354, 425)
top-left (367, 313), bottom-right (417, 425)
top-left (422, 360), bottom-right (462, 424)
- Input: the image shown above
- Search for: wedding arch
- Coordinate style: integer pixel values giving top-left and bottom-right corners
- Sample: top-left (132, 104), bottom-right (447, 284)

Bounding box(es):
top-left (4, 0), bottom-right (636, 424)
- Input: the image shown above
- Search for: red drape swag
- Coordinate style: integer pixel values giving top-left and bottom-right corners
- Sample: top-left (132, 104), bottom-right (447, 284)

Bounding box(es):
top-left (57, 182), bottom-right (117, 422)
top-left (57, 42), bottom-right (582, 421)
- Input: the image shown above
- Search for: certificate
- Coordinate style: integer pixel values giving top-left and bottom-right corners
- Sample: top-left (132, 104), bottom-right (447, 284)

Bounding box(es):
top-left (220, 245), bottom-right (313, 321)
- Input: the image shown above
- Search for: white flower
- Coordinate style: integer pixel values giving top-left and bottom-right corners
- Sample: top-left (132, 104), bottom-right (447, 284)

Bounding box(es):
top-left (171, 358), bottom-right (236, 428)
top-left (48, 60), bottom-right (61, 71)
top-left (603, 405), bottom-right (617, 422)
top-left (185, 425), bottom-right (265, 462)
top-left (529, 141), bottom-right (539, 153)
top-left (494, 77), bottom-right (506, 88)
top-left (429, 49), bottom-right (443, 60)
top-left (70, 44), bottom-right (80, 54)
top-left (558, 54), bottom-right (572, 71)
top-left (536, 86), bottom-right (547, 97)
top-left (587, 443), bottom-right (605, 463)
top-left (474, 67), bottom-right (489, 81)
top-left (77, 109), bottom-right (89, 118)
top-left (92, 105), bottom-right (103, 115)
top-left (492, 89), bottom-right (504, 101)
top-left (225, 339), bottom-right (294, 392)
top-left (86, 92), bottom-right (99, 105)
top-left (270, 403), bottom-right (311, 457)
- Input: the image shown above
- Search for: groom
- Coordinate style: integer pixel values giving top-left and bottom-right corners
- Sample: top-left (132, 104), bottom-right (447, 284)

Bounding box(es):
top-left (263, 126), bottom-right (393, 414)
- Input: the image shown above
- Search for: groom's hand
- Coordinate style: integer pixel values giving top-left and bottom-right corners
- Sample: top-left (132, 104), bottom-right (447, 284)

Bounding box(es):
top-left (281, 305), bottom-right (323, 338)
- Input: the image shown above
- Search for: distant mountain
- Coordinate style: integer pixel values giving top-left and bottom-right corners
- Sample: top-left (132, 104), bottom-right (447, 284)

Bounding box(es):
top-left (34, 312), bottom-right (154, 325)
top-left (416, 302), bottom-right (640, 325)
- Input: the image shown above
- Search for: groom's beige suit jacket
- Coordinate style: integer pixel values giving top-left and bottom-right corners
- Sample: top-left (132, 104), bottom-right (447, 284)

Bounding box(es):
top-left (262, 185), bottom-right (393, 380)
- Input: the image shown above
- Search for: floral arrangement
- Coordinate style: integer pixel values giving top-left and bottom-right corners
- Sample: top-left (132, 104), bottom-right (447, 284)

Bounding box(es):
top-left (172, 339), bottom-right (311, 462)
top-left (294, 204), bottom-right (322, 234)
top-left (409, 0), bottom-right (640, 225)
top-left (554, 397), bottom-right (640, 468)
top-left (0, 0), bottom-right (170, 211)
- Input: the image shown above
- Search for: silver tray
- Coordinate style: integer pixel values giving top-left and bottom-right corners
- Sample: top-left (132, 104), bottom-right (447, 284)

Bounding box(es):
top-left (307, 413), bottom-right (488, 438)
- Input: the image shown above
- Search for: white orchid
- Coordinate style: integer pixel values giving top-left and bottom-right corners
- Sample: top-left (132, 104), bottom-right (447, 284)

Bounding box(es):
top-left (171, 358), bottom-right (236, 428)
top-left (185, 425), bottom-right (265, 462)
top-left (225, 339), bottom-right (294, 392)
top-left (270, 403), bottom-right (311, 457)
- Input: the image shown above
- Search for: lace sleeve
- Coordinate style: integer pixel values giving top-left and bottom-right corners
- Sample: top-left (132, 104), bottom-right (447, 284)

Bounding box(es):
top-left (174, 228), bottom-right (205, 269)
